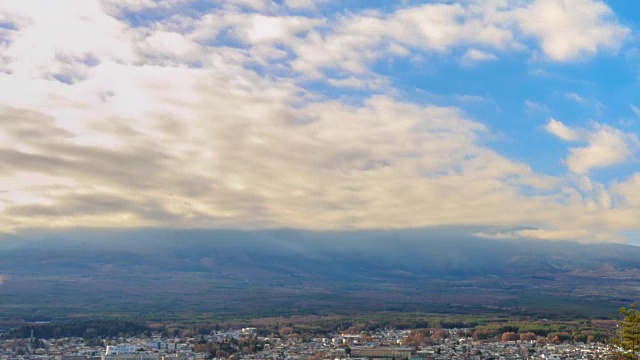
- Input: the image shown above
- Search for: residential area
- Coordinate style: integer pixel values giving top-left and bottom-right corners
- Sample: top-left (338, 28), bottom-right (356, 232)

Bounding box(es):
top-left (0, 326), bottom-right (618, 360)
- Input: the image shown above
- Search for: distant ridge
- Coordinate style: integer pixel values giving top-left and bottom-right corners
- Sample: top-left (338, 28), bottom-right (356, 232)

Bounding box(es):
top-left (0, 227), bottom-right (638, 320)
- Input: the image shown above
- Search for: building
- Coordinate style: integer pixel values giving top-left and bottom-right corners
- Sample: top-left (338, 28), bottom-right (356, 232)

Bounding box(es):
top-left (105, 346), bottom-right (137, 355)
top-left (350, 347), bottom-right (413, 359)
top-left (103, 346), bottom-right (158, 360)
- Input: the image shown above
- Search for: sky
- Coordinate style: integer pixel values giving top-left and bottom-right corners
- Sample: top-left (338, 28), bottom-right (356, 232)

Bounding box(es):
top-left (0, 0), bottom-right (639, 243)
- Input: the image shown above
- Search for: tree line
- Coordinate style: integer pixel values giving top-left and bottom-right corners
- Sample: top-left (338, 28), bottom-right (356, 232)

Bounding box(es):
top-left (4, 319), bottom-right (148, 340)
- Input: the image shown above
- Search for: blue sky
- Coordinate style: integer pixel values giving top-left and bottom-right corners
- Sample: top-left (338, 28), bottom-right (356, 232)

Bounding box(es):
top-left (0, 0), bottom-right (639, 243)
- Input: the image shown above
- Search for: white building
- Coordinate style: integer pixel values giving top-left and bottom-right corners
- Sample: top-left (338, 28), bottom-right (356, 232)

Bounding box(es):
top-left (105, 346), bottom-right (137, 355)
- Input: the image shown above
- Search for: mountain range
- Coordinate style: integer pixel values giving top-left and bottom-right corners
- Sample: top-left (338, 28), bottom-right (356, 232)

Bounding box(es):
top-left (0, 227), bottom-right (638, 322)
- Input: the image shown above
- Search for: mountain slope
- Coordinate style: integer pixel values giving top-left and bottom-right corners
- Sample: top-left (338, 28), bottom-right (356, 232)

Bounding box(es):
top-left (0, 228), bottom-right (638, 320)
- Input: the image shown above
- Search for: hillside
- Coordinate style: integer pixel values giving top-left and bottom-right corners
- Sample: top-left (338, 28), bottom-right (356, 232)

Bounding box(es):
top-left (0, 228), bottom-right (638, 321)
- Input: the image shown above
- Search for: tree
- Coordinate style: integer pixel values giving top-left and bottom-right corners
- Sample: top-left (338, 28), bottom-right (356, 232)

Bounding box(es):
top-left (500, 332), bottom-right (517, 342)
top-left (519, 332), bottom-right (536, 342)
top-left (614, 303), bottom-right (640, 360)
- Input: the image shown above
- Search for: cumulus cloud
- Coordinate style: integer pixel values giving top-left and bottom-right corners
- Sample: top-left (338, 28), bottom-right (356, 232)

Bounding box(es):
top-left (545, 118), bottom-right (580, 141)
top-left (285, 0), bottom-right (628, 78)
top-left (566, 125), bottom-right (638, 174)
top-left (239, 15), bottom-right (324, 45)
top-left (545, 119), bottom-right (638, 174)
top-left (459, 49), bottom-right (498, 65)
top-left (514, 0), bottom-right (629, 61)
top-left (288, 3), bottom-right (515, 78)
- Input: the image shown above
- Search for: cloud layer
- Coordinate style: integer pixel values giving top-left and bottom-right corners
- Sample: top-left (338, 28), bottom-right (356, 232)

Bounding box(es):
top-left (0, 0), bottom-right (638, 243)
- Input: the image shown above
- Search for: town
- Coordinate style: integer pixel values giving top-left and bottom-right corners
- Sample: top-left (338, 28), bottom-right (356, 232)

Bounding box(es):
top-left (0, 326), bottom-right (618, 360)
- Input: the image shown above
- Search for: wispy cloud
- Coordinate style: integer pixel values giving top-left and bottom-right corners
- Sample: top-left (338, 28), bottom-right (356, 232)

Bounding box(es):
top-left (565, 92), bottom-right (586, 104)
top-left (525, 100), bottom-right (551, 115)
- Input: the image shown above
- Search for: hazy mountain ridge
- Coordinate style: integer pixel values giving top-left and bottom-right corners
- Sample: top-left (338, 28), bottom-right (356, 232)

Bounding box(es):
top-left (0, 228), bottom-right (639, 320)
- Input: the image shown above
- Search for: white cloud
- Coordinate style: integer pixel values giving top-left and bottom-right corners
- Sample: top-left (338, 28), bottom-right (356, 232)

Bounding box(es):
top-left (242, 15), bottom-right (323, 45)
top-left (517, 228), bottom-right (615, 242)
top-left (138, 30), bottom-right (205, 65)
top-left (390, 3), bottom-right (515, 52)
top-left (459, 49), bottom-right (498, 65)
top-left (0, 0), bottom-right (136, 83)
top-left (326, 76), bottom-right (387, 90)
top-left (70, 0), bottom-right (627, 84)
top-left (565, 92), bottom-right (586, 104)
top-left (289, 3), bottom-right (515, 77)
top-left (285, 0), bottom-right (628, 78)
top-left (612, 173), bottom-right (640, 208)
top-left (545, 118), bottom-right (580, 141)
top-left (545, 119), bottom-right (637, 175)
top-left (284, 0), bottom-right (328, 11)
top-left (525, 100), bottom-right (550, 115)
top-left (101, 0), bottom-right (157, 12)
top-left (566, 125), bottom-right (637, 174)
top-left (514, 0), bottom-right (629, 61)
